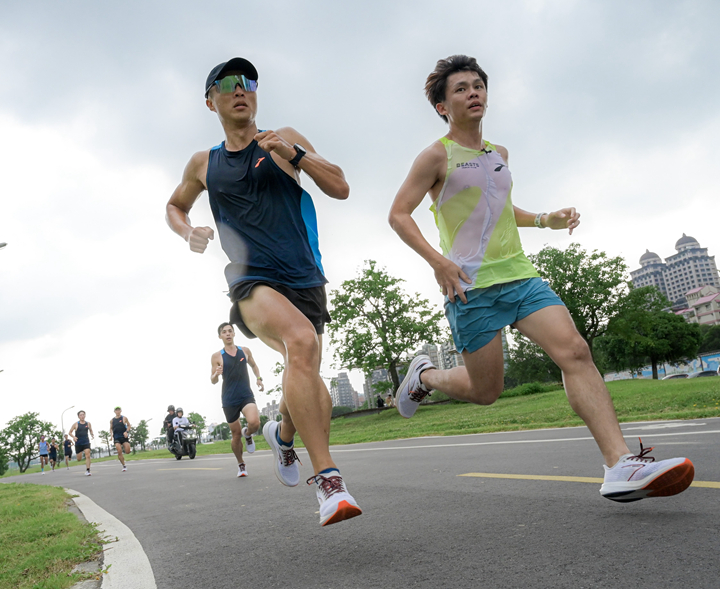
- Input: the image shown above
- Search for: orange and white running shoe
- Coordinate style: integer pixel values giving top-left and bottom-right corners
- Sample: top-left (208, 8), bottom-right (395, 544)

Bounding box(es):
top-left (600, 439), bottom-right (694, 502)
top-left (237, 463), bottom-right (248, 478)
top-left (307, 471), bottom-right (362, 526)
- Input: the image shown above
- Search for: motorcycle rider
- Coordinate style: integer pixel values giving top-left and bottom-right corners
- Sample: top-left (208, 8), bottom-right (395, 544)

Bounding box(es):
top-left (163, 405), bottom-right (176, 447)
top-left (172, 408), bottom-right (191, 451)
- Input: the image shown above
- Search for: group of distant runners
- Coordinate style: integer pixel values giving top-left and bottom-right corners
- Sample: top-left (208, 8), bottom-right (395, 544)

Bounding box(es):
top-left (39, 408), bottom-right (132, 476)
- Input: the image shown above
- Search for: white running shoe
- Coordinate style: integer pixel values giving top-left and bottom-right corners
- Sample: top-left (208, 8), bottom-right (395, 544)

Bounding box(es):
top-left (600, 439), bottom-right (694, 502)
top-left (241, 427), bottom-right (256, 454)
top-left (237, 463), bottom-right (248, 477)
top-left (122, 465), bottom-right (127, 472)
top-left (263, 420), bottom-right (300, 487)
top-left (307, 471), bottom-right (363, 526)
top-left (85, 470), bottom-right (92, 476)
top-left (396, 355), bottom-right (436, 419)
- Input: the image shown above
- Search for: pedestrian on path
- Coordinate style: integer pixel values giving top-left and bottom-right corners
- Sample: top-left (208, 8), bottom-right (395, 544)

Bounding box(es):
top-left (110, 407), bottom-right (132, 472)
top-left (166, 57), bottom-right (361, 525)
top-left (211, 322), bottom-right (264, 478)
top-left (68, 410), bottom-right (95, 476)
top-left (388, 54), bottom-right (694, 503)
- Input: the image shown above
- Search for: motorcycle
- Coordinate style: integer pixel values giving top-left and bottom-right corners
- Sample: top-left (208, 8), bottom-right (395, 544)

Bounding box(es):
top-left (169, 424), bottom-right (197, 460)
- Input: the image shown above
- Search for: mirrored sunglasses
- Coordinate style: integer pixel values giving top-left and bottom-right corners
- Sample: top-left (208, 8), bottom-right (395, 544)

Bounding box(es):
top-left (214, 74), bottom-right (258, 94)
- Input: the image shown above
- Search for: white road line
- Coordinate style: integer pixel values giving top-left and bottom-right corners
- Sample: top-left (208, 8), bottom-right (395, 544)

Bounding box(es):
top-left (66, 488), bottom-right (156, 589)
top-left (323, 429), bottom-right (720, 453)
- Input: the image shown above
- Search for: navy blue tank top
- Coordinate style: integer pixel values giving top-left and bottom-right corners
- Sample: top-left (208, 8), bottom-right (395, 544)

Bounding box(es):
top-left (112, 416), bottom-right (126, 437)
top-left (221, 348), bottom-right (253, 407)
top-left (206, 139), bottom-right (327, 289)
top-left (64, 440), bottom-right (72, 453)
top-left (76, 422), bottom-right (89, 445)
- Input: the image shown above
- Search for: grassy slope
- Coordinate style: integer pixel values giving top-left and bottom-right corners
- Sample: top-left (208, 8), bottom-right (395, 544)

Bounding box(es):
top-left (0, 484), bottom-right (102, 589)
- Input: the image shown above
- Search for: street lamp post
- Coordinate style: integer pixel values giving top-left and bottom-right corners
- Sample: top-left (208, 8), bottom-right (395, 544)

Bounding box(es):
top-left (60, 405), bottom-right (75, 436)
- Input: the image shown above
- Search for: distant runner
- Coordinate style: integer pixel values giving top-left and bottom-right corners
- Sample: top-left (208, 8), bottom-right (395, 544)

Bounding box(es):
top-left (68, 410), bottom-right (94, 476)
top-left (63, 435), bottom-right (73, 470)
top-left (110, 407), bottom-right (132, 472)
top-left (48, 438), bottom-right (58, 471)
top-left (38, 435), bottom-right (49, 474)
top-left (211, 322), bottom-right (264, 478)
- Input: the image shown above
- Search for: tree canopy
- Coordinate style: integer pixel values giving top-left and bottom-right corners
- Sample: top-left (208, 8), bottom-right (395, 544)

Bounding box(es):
top-left (598, 287), bottom-right (702, 378)
top-left (0, 412), bottom-right (60, 473)
top-left (529, 243), bottom-right (628, 355)
top-left (504, 332), bottom-right (562, 387)
top-left (328, 260), bottom-right (446, 392)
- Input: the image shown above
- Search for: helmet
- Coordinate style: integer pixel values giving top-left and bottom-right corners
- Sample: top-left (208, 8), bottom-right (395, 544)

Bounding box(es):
top-left (167, 405), bottom-right (175, 411)
top-left (176, 407), bottom-right (183, 414)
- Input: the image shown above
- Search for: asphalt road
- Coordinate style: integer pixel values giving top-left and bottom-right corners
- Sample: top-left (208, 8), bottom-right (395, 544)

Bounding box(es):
top-left (9, 418), bottom-right (720, 589)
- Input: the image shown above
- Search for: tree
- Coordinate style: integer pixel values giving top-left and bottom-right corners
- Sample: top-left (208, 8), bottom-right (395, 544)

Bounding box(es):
top-left (130, 420), bottom-right (150, 452)
top-left (528, 244), bottom-right (628, 355)
top-left (0, 412), bottom-right (58, 473)
top-left (328, 260), bottom-right (446, 393)
top-left (99, 430), bottom-right (113, 455)
top-left (187, 412), bottom-right (206, 443)
top-left (599, 287), bottom-right (702, 379)
top-left (698, 324), bottom-right (720, 354)
top-left (213, 423), bottom-right (230, 441)
top-left (504, 332), bottom-right (562, 387)
top-left (0, 448), bottom-right (8, 476)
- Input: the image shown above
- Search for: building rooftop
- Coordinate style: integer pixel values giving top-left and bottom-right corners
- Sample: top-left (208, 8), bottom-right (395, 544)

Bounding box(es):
top-left (639, 249), bottom-right (661, 263)
top-left (675, 233), bottom-right (699, 250)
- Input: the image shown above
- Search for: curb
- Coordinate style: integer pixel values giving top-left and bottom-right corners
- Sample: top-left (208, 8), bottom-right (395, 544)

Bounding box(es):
top-left (65, 488), bottom-right (157, 589)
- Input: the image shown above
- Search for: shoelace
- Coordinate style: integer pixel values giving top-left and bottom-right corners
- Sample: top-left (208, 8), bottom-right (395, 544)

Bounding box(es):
top-left (409, 380), bottom-right (431, 403)
top-left (279, 446), bottom-right (302, 467)
top-left (627, 438), bottom-right (656, 463)
top-left (306, 474), bottom-right (345, 498)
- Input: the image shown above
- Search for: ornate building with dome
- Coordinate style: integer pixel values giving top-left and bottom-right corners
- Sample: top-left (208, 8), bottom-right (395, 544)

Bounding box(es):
top-left (630, 234), bottom-right (719, 304)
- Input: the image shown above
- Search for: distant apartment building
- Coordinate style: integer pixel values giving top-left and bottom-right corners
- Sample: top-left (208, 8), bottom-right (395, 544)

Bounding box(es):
top-left (363, 368), bottom-right (390, 407)
top-left (330, 371), bottom-right (358, 409)
top-left (631, 234), bottom-right (719, 304)
top-left (674, 285), bottom-right (720, 327)
top-left (261, 400), bottom-right (279, 421)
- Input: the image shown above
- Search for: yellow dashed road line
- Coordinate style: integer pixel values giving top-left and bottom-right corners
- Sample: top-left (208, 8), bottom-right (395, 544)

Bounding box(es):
top-left (458, 472), bottom-right (720, 488)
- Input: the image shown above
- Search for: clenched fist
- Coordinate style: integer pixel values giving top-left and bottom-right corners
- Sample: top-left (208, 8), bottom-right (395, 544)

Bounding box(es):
top-left (188, 226), bottom-right (215, 253)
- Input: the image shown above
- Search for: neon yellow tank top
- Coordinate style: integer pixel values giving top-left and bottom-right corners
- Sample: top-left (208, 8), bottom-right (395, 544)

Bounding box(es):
top-left (430, 137), bottom-right (539, 291)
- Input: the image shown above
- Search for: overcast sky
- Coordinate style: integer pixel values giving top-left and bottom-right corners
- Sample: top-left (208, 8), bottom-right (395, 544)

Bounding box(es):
top-left (1, 0), bottom-right (718, 438)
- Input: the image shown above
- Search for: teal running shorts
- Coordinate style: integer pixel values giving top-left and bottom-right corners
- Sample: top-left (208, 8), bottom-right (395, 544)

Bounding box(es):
top-left (444, 277), bottom-right (565, 353)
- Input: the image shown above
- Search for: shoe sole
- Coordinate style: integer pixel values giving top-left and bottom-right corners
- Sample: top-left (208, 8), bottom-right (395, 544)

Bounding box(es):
top-left (238, 473), bottom-right (248, 477)
top-left (263, 421), bottom-right (299, 487)
top-left (396, 356), bottom-right (431, 419)
top-left (601, 459), bottom-right (694, 502)
top-left (320, 500), bottom-right (363, 526)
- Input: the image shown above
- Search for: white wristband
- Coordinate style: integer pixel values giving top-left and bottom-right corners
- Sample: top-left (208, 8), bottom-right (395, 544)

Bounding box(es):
top-left (534, 212), bottom-right (547, 228)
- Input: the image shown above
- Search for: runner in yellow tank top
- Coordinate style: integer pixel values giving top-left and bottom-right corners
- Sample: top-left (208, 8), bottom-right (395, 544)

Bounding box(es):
top-left (388, 55), bottom-right (694, 503)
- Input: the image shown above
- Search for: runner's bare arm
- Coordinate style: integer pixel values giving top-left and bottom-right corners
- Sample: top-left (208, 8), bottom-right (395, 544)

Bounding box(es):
top-left (256, 127), bottom-right (349, 200)
top-left (124, 417), bottom-right (132, 436)
top-left (243, 347), bottom-right (264, 392)
top-left (389, 143), bottom-right (471, 304)
top-left (88, 423), bottom-right (94, 439)
top-left (166, 150), bottom-right (216, 253)
top-left (211, 351), bottom-right (223, 385)
top-left (68, 423), bottom-right (77, 441)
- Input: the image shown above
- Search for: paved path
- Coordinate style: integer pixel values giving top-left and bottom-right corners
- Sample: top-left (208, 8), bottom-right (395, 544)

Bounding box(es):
top-left (10, 418), bottom-right (720, 589)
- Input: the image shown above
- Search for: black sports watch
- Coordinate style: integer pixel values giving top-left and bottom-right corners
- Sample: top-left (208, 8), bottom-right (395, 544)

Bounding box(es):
top-left (289, 143), bottom-right (307, 167)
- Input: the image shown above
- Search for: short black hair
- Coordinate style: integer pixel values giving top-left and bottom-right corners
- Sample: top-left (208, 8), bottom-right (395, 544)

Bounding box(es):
top-left (425, 55), bottom-right (488, 123)
top-left (218, 322), bottom-right (233, 336)
top-left (77, 410), bottom-right (85, 417)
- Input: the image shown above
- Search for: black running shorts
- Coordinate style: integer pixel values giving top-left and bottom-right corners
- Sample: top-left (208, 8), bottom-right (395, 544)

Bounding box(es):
top-left (223, 398), bottom-right (257, 424)
top-left (75, 443), bottom-right (91, 453)
top-left (229, 281), bottom-right (331, 339)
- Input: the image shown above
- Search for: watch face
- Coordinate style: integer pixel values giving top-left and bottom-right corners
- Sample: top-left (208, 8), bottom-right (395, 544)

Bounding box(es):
top-left (294, 143), bottom-right (306, 155)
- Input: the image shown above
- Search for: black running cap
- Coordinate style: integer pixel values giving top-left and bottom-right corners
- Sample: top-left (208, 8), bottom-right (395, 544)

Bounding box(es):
top-left (205, 58), bottom-right (259, 97)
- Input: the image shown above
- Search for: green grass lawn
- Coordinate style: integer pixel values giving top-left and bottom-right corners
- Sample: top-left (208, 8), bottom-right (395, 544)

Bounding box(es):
top-left (5, 378), bottom-right (719, 478)
top-left (0, 484), bottom-right (102, 589)
top-left (325, 377), bottom-right (720, 444)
